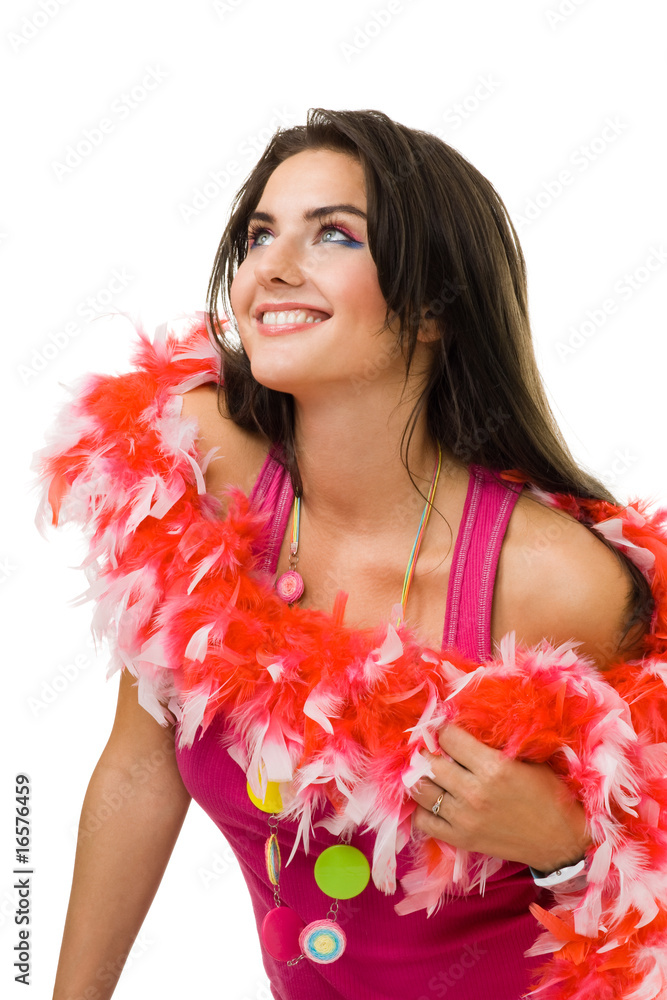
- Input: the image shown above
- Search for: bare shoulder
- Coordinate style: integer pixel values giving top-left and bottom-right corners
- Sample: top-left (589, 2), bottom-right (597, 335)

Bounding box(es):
top-left (492, 490), bottom-right (644, 666)
top-left (179, 384), bottom-right (270, 500)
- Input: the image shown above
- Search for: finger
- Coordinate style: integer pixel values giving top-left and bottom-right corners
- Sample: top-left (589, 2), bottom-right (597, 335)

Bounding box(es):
top-left (417, 748), bottom-right (472, 799)
top-left (430, 788), bottom-right (447, 818)
top-left (410, 779), bottom-right (452, 819)
top-left (437, 722), bottom-right (502, 771)
top-left (409, 774), bottom-right (443, 807)
top-left (412, 801), bottom-right (457, 842)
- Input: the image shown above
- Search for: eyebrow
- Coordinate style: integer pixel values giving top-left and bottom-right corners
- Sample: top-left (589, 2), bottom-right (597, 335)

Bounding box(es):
top-left (247, 203), bottom-right (367, 225)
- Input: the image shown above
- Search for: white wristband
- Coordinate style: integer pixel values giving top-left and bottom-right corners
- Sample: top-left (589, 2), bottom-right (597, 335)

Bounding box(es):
top-left (529, 858), bottom-right (587, 887)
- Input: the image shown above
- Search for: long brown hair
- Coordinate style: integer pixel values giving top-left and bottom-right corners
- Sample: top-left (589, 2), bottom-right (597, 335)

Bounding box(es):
top-left (205, 107), bottom-right (651, 644)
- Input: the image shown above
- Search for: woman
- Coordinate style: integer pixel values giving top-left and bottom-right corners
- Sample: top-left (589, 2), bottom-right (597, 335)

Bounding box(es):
top-left (38, 109), bottom-right (666, 1000)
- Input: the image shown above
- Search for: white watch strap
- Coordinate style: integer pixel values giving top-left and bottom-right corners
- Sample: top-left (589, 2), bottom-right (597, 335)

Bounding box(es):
top-left (529, 858), bottom-right (587, 887)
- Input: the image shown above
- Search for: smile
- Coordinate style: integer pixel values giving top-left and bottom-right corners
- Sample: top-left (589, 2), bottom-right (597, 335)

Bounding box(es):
top-left (261, 309), bottom-right (327, 325)
top-left (256, 308), bottom-right (331, 335)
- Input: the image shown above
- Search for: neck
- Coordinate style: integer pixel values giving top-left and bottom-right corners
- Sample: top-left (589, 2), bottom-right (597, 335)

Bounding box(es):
top-left (292, 377), bottom-right (459, 534)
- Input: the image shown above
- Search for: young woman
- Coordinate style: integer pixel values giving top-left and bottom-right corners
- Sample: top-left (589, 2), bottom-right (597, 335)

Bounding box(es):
top-left (38, 108), bottom-right (667, 1000)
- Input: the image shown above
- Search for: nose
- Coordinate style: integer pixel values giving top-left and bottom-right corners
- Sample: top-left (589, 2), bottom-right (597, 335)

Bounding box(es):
top-left (252, 233), bottom-right (306, 287)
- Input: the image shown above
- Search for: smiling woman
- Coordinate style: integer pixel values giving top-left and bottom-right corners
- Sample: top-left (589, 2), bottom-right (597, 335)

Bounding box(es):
top-left (36, 108), bottom-right (667, 1000)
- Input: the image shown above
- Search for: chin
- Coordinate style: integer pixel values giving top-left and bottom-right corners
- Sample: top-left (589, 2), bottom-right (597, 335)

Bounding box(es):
top-left (248, 356), bottom-right (302, 395)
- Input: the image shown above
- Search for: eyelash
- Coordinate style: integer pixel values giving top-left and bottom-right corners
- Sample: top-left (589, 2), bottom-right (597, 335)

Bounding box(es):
top-left (246, 219), bottom-right (362, 248)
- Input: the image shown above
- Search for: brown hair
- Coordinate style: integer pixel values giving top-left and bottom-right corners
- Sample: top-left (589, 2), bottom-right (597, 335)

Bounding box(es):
top-left (205, 107), bottom-right (651, 648)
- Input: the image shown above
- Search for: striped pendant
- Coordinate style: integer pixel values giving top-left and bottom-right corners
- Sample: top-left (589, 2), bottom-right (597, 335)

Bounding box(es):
top-left (265, 832), bottom-right (281, 886)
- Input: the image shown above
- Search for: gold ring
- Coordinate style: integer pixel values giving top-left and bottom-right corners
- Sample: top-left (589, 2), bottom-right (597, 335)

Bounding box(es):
top-left (432, 790), bottom-right (445, 816)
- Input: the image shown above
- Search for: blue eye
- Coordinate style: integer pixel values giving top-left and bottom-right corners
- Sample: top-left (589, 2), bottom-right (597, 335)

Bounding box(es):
top-left (320, 226), bottom-right (362, 246)
top-left (246, 222), bottom-right (363, 249)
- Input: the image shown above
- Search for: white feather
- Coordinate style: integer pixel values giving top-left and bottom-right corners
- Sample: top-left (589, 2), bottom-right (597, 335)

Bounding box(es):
top-left (186, 546), bottom-right (225, 594)
top-left (375, 623), bottom-right (403, 665)
top-left (593, 518), bottom-right (656, 573)
top-left (136, 673), bottom-right (172, 726)
top-left (184, 624), bottom-right (213, 662)
top-left (402, 746), bottom-right (436, 787)
top-left (303, 687), bottom-right (343, 735)
top-left (261, 714), bottom-right (294, 783)
top-left (371, 808), bottom-right (400, 894)
top-left (177, 684), bottom-right (213, 747)
top-left (286, 798), bottom-right (314, 864)
top-left (178, 447), bottom-right (207, 494)
top-left (405, 681), bottom-right (441, 748)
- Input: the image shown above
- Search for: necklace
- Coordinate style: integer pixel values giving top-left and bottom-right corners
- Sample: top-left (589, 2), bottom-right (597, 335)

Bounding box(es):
top-left (275, 495), bottom-right (304, 603)
top-left (275, 444), bottom-right (443, 618)
top-left (256, 443), bottom-right (443, 967)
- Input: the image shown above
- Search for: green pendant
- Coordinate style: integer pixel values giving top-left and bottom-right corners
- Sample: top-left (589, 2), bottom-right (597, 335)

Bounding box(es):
top-left (314, 845), bottom-right (371, 899)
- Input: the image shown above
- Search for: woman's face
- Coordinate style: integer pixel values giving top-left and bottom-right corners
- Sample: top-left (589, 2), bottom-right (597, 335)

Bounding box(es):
top-left (229, 148), bottom-right (407, 399)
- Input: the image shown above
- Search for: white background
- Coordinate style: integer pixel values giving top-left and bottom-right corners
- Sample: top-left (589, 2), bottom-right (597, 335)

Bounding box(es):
top-left (2, 0), bottom-right (666, 998)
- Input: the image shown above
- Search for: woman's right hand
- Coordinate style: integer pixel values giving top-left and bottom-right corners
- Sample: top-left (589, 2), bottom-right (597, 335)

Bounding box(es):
top-left (52, 671), bottom-right (191, 1000)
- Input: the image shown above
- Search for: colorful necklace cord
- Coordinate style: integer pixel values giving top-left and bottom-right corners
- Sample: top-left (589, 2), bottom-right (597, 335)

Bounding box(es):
top-left (396, 442), bottom-right (443, 626)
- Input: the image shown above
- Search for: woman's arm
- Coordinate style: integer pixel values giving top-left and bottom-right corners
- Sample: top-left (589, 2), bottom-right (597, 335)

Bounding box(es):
top-left (52, 671), bottom-right (191, 1000)
top-left (411, 499), bottom-right (647, 871)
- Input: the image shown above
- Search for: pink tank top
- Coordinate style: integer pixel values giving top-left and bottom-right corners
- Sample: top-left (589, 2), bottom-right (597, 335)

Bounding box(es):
top-left (175, 455), bottom-right (549, 999)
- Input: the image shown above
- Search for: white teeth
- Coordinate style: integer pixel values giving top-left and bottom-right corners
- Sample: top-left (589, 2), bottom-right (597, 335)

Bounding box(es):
top-left (261, 309), bottom-right (326, 325)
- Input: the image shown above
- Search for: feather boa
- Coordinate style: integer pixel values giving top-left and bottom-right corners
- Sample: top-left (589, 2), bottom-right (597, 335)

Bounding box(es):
top-left (33, 313), bottom-right (667, 1000)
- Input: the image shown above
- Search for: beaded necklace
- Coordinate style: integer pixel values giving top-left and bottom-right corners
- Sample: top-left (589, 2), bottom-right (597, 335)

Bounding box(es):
top-left (249, 445), bottom-right (443, 966)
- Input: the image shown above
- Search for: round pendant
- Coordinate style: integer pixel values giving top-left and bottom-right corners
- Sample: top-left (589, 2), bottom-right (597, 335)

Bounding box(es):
top-left (247, 779), bottom-right (283, 814)
top-left (314, 844), bottom-right (371, 900)
top-left (265, 833), bottom-right (281, 886)
top-left (275, 570), bottom-right (304, 604)
top-left (299, 919), bottom-right (347, 964)
top-left (261, 906), bottom-right (305, 962)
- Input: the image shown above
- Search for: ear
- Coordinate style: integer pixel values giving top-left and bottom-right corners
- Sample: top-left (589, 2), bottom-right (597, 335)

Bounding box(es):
top-left (417, 308), bottom-right (441, 344)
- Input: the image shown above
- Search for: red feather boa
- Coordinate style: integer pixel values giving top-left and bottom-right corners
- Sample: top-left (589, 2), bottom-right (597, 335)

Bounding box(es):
top-left (33, 313), bottom-right (667, 1000)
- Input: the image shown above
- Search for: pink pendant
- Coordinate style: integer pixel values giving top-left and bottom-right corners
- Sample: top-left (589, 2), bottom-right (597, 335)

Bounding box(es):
top-left (275, 570), bottom-right (304, 604)
top-left (261, 906), bottom-right (305, 961)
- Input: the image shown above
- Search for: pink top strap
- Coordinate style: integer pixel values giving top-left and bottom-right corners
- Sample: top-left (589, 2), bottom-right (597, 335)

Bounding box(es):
top-left (248, 446), bottom-right (293, 574)
top-left (442, 464), bottom-right (523, 660)
top-left (248, 453), bottom-right (523, 661)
